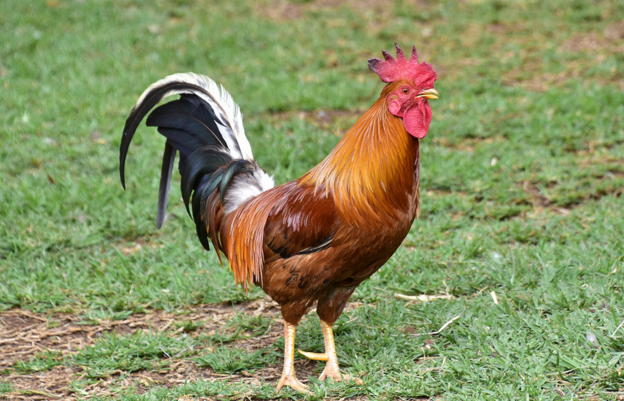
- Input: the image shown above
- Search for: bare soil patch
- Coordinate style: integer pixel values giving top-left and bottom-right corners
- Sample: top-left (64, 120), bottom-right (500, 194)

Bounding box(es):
top-left (518, 174), bottom-right (624, 215)
top-left (254, 0), bottom-right (396, 22)
top-left (561, 22), bottom-right (624, 54)
top-left (1, 299), bottom-right (364, 400)
top-left (432, 135), bottom-right (504, 153)
top-left (486, 22), bottom-right (526, 36)
top-left (518, 181), bottom-right (554, 211)
top-left (503, 25), bottom-right (624, 92)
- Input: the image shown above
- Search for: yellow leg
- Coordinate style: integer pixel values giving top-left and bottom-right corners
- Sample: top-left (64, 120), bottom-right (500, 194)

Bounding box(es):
top-left (276, 322), bottom-right (312, 394)
top-left (299, 320), bottom-right (363, 384)
top-left (318, 320), bottom-right (343, 382)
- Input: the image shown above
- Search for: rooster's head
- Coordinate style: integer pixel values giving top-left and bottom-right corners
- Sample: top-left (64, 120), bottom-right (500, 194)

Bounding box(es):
top-left (368, 42), bottom-right (438, 139)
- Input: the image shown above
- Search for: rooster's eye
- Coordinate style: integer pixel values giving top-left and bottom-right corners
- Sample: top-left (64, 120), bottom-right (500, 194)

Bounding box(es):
top-left (402, 89), bottom-right (408, 93)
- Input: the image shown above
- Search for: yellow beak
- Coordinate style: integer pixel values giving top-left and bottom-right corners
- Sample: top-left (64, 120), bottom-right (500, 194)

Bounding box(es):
top-left (416, 88), bottom-right (439, 100)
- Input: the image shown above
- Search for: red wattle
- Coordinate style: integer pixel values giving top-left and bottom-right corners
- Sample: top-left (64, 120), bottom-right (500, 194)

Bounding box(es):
top-left (403, 101), bottom-right (432, 139)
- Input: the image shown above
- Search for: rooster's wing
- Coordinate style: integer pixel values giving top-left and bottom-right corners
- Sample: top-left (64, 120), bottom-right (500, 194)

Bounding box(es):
top-left (262, 182), bottom-right (339, 264)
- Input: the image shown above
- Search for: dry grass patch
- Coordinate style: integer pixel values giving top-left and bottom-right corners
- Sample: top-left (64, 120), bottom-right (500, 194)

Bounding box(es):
top-left (2, 299), bottom-right (350, 400)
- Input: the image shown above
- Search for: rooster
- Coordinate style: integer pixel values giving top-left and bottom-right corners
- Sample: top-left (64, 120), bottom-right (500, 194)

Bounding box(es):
top-left (119, 43), bottom-right (438, 393)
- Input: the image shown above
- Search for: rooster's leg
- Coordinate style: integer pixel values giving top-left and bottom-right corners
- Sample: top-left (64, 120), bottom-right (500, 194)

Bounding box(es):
top-left (299, 320), bottom-right (362, 384)
top-left (276, 322), bottom-right (311, 394)
top-left (317, 320), bottom-right (346, 382)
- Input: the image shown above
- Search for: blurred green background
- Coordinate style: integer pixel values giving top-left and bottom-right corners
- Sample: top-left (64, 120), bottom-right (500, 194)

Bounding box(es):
top-left (1, 0), bottom-right (624, 399)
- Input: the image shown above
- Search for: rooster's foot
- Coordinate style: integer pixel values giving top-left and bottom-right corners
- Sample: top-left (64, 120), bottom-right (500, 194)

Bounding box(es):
top-left (318, 363), bottom-right (363, 385)
top-left (300, 321), bottom-right (363, 385)
top-left (299, 350), bottom-right (362, 384)
top-left (276, 372), bottom-right (311, 394)
top-left (277, 321), bottom-right (312, 394)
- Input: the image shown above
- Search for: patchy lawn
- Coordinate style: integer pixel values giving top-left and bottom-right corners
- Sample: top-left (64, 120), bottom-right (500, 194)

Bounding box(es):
top-left (1, 0), bottom-right (624, 399)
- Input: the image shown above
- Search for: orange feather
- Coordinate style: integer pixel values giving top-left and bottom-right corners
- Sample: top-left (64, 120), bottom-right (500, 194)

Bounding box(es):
top-left (216, 80), bottom-right (420, 290)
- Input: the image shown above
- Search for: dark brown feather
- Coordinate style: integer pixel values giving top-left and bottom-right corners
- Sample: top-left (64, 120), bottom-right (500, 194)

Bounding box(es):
top-left (263, 182), bottom-right (339, 263)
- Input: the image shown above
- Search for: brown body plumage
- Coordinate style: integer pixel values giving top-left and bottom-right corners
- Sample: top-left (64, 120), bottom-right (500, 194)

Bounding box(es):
top-left (219, 82), bottom-right (420, 326)
top-left (120, 43), bottom-right (438, 393)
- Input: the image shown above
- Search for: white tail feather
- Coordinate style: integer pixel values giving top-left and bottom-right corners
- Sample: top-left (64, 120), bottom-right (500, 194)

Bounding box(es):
top-left (223, 166), bottom-right (275, 214)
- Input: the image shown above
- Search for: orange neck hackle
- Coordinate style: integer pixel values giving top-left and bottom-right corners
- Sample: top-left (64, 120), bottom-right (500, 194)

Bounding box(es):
top-left (299, 81), bottom-right (421, 229)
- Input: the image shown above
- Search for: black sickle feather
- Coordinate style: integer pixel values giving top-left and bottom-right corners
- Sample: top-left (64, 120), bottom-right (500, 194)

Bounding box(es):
top-left (157, 141), bottom-right (176, 229)
top-left (147, 95), bottom-right (227, 153)
top-left (156, 127), bottom-right (202, 158)
top-left (200, 169), bottom-right (225, 203)
top-left (180, 147), bottom-right (232, 217)
top-left (194, 175), bottom-right (212, 251)
top-left (120, 82), bottom-right (227, 189)
top-left (192, 175), bottom-right (211, 226)
top-left (207, 193), bottom-right (218, 247)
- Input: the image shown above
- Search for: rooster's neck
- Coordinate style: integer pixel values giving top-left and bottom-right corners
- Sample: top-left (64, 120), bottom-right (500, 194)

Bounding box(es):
top-left (300, 94), bottom-right (420, 229)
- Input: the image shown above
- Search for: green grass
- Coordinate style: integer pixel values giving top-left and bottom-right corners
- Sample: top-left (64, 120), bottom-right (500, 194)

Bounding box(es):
top-left (13, 350), bottom-right (64, 374)
top-left (0, 380), bottom-right (12, 395)
top-left (1, 0), bottom-right (624, 399)
top-left (70, 330), bottom-right (196, 379)
top-left (194, 346), bottom-right (277, 374)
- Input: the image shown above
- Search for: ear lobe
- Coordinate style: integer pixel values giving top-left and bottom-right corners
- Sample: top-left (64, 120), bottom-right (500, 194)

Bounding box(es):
top-left (388, 100), bottom-right (402, 116)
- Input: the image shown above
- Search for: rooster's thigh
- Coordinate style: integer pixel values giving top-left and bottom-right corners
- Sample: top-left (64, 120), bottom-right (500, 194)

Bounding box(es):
top-left (316, 285), bottom-right (357, 326)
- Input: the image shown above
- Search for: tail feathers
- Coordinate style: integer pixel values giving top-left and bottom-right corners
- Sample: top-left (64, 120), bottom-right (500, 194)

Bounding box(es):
top-left (181, 150), bottom-right (267, 253)
top-left (180, 146), bottom-right (233, 218)
top-left (156, 141), bottom-right (176, 229)
top-left (120, 72), bottom-right (253, 190)
top-left (148, 95), bottom-right (228, 155)
top-left (120, 72), bottom-right (274, 255)
top-left (222, 168), bottom-right (275, 214)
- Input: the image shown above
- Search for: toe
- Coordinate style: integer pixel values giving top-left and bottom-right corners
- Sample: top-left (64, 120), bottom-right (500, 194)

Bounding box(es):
top-left (319, 369), bottom-right (363, 385)
top-left (298, 350), bottom-right (329, 361)
top-left (319, 363), bottom-right (342, 382)
top-left (276, 374), bottom-right (312, 394)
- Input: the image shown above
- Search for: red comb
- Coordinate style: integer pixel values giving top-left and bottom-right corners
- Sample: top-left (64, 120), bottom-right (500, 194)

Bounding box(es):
top-left (368, 42), bottom-right (437, 83)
